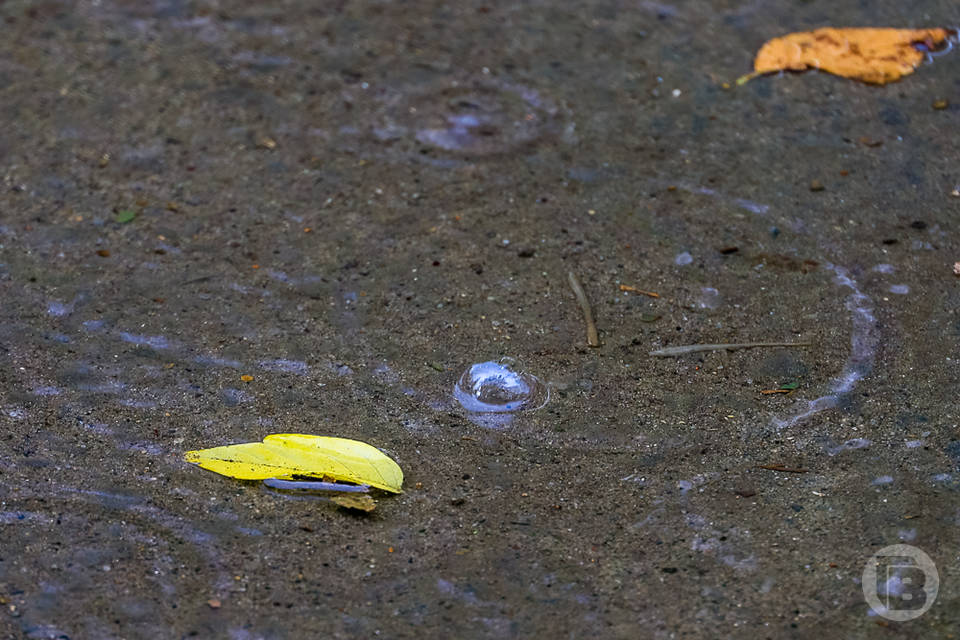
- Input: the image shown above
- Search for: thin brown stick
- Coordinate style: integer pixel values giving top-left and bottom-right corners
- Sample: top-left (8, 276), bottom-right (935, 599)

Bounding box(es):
top-left (568, 271), bottom-right (600, 347)
top-left (619, 284), bottom-right (660, 298)
top-left (649, 342), bottom-right (811, 357)
top-left (756, 464), bottom-right (809, 474)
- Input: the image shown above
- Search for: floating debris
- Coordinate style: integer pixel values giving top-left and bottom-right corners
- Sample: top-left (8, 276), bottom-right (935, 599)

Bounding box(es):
top-left (620, 284), bottom-right (660, 298)
top-left (568, 271), bottom-right (600, 347)
top-left (185, 434), bottom-right (404, 493)
top-left (740, 27), bottom-right (954, 85)
top-left (761, 382), bottom-right (800, 395)
top-left (649, 342), bottom-right (810, 357)
top-left (115, 209), bottom-right (137, 223)
top-left (331, 494), bottom-right (377, 512)
top-left (756, 464), bottom-right (809, 474)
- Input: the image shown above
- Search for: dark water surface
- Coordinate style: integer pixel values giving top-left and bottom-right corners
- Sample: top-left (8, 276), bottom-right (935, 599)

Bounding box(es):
top-left (2, 1), bottom-right (959, 638)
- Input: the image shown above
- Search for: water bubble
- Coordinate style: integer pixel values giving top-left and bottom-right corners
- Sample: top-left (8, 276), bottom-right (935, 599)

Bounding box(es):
top-left (453, 358), bottom-right (548, 414)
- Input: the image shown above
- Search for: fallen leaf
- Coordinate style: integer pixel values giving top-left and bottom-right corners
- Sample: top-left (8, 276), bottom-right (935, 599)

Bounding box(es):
top-left (742, 27), bottom-right (953, 85)
top-left (331, 494), bottom-right (377, 512)
top-left (115, 209), bottom-right (137, 223)
top-left (184, 434), bottom-right (404, 493)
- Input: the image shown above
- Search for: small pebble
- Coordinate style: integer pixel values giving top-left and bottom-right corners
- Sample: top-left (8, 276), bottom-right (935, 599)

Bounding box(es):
top-left (809, 180), bottom-right (825, 192)
top-left (932, 99), bottom-right (948, 110)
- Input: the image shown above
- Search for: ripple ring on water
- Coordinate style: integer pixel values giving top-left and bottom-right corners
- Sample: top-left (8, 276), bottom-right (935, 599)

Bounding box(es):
top-left (370, 78), bottom-right (566, 157)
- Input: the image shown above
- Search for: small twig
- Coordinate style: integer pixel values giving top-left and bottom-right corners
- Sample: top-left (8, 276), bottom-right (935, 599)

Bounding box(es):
top-left (756, 464), bottom-right (809, 474)
top-left (760, 389), bottom-right (792, 395)
top-left (649, 342), bottom-right (810, 357)
top-left (619, 284), bottom-right (660, 298)
top-left (568, 271), bottom-right (600, 347)
top-left (182, 274), bottom-right (218, 285)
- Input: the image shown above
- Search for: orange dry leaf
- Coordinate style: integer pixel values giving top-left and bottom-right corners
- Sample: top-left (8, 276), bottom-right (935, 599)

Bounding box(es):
top-left (744, 27), bottom-right (952, 85)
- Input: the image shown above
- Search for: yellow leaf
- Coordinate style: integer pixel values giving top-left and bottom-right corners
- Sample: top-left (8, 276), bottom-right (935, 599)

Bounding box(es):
top-left (748, 27), bottom-right (953, 85)
top-left (184, 434), bottom-right (403, 493)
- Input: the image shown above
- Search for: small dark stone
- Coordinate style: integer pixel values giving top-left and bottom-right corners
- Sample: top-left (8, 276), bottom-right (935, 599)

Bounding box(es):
top-left (661, 567), bottom-right (678, 574)
top-left (517, 247), bottom-right (535, 258)
top-left (910, 220), bottom-right (927, 230)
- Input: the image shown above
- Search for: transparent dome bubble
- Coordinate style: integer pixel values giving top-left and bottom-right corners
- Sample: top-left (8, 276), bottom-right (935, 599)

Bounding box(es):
top-left (453, 358), bottom-right (549, 413)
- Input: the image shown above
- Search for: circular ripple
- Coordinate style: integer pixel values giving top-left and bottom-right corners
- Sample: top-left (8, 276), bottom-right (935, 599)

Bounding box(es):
top-left (371, 78), bottom-right (564, 157)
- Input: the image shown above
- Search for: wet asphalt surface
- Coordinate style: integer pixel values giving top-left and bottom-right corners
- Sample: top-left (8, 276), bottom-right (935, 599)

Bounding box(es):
top-left (1, 1), bottom-right (960, 638)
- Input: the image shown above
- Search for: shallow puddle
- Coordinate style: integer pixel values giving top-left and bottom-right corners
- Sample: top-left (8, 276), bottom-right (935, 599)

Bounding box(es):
top-left (2, 0), bottom-right (959, 637)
